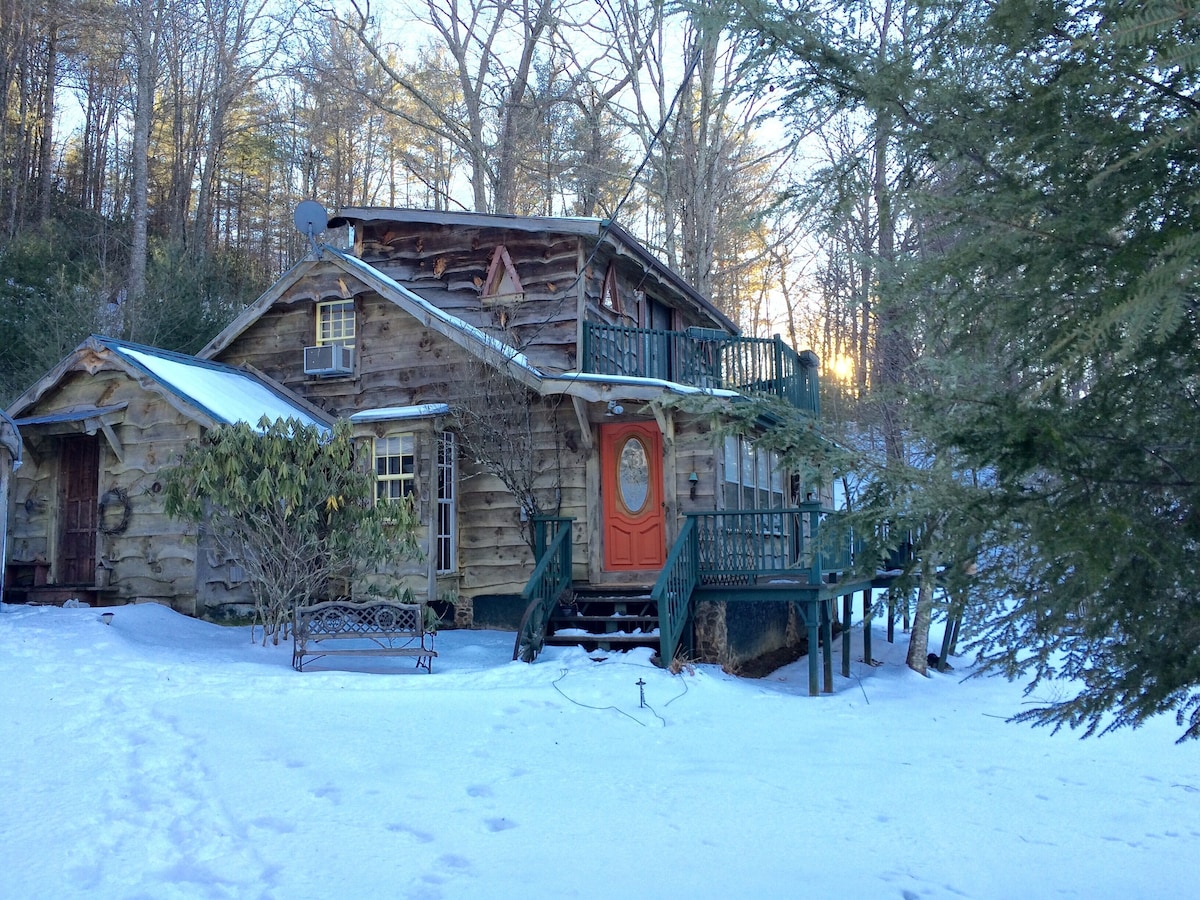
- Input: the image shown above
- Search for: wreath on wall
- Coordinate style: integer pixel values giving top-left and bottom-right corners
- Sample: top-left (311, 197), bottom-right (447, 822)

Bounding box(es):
top-left (98, 488), bottom-right (132, 535)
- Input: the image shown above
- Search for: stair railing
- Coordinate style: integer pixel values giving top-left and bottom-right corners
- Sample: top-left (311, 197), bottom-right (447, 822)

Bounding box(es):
top-left (653, 516), bottom-right (700, 665)
top-left (513, 517), bottom-right (574, 662)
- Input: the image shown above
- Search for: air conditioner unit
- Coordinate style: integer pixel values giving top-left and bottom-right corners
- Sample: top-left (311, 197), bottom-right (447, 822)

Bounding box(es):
top-left (303, 344), bottom-right (354, 376)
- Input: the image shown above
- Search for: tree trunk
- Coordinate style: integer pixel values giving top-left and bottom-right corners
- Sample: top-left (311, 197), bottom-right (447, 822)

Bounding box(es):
top-left (873, 99), bottom-right (906, 465)
top-left (906, 551), bottom-right (935, 674)
top-left (38, 22), bottom-right (56, 223)
top-left (128, 0), bottom-right (164, 328)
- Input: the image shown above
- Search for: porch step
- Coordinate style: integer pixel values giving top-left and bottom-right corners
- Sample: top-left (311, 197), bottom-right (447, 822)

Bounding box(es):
top-left (543, 586), bottom-right (660, 653)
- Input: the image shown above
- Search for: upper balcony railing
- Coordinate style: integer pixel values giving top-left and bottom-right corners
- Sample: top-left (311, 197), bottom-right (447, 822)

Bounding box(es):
top-left (581, 322), bottom-right (820, 415)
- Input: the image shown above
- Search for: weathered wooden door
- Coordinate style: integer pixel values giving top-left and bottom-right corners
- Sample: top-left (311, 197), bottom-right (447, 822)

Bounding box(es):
top-left (58, 435), bottom-right (99, 584)
top-left (600, 421), bottom-right (666, 571)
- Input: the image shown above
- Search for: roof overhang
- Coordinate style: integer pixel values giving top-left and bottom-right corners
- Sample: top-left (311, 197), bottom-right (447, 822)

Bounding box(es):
top-left (11, 401), bottom-right (130, 465)
top-left (349, 404), bottom-right (451, 423)
top-left (6, 337), bottom-right (331, 449)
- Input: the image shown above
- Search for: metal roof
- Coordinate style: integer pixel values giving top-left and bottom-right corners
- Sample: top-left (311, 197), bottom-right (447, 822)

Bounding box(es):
top-left (13, 403), bottom-right (129, 427)
top-left (96, 337), bottom-right (330, 431)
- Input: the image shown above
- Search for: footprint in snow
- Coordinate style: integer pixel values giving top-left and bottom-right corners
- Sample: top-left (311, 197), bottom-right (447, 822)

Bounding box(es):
top-left (386, 822), bottom-right (435, 843)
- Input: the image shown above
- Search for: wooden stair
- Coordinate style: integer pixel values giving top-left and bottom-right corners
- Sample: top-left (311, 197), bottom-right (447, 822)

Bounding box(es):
top-left (542, 587), bottom-right (660, 653)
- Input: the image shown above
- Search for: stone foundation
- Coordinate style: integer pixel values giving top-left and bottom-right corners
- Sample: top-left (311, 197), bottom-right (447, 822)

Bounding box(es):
top-left (691, 599), bottom-right (800, 672)
top-left (692, 600), bottom-right (730, 668)
top-left (453, 594), bottom-right (474, 628)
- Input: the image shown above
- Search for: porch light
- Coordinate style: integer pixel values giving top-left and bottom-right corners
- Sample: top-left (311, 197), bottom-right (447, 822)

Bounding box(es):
top-left (688, 471), bottom-right (699, 499)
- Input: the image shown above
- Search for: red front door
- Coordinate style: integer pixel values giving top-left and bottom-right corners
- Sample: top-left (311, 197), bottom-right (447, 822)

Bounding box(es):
top-left (58, 435), bottom-right (99, 584)
top-left (600, 421), bottom-right (666, 571)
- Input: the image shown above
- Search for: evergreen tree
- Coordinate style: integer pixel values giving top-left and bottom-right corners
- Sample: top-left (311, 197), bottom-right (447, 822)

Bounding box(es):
top-left (732, 0), bottom-right (1200, 739)
top-left (163, 419), bottom-right (422, 643)
top-left (905, 0), bottom-right (1200, 741)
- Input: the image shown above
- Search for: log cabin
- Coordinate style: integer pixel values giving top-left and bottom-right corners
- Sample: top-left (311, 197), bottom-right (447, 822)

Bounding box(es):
top-left (4, 208), bottom-right (884, 686)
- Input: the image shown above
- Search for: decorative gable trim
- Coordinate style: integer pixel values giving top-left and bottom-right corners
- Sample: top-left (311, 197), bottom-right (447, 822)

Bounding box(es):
top-left (482, 245), bottom-right (524, 306)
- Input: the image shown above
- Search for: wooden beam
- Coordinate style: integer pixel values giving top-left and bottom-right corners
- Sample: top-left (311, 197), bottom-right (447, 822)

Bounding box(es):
top-left (805, 601), bottom-right (820, 697)
top-left (96, 418), bottom-right (124, 464)
top-left (842, 593), bottom-right (852, 678)
top-left (570, 396), bottom-right (593, 450)
top-left (821, 599), bottom-right (834, 693)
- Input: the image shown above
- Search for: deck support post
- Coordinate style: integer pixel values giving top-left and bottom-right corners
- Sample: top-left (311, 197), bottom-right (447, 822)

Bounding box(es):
top-left (862, 587), bottom-right (873, 664)
top-left (887, 589), bottom-right (895, 643)
top-left (805, 601), bottom-right (820, 697)
top-left (841, 593), bottom-right (852, 678)
top-left (821, 599), bottom-right (834, 693)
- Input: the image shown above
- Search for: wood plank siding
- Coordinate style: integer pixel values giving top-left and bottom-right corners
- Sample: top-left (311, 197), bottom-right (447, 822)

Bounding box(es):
top-left (357, 226), bottom-right (585, 373)
top-left (214, 274), bottom-right (594, 601)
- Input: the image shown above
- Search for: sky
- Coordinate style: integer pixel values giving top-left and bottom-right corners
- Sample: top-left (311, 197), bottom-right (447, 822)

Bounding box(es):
top-left (2, 601), bottom-right (1198, 899)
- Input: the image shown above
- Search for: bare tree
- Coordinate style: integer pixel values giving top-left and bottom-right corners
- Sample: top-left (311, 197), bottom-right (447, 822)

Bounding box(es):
top-left (448, 346), bottom-right (561, 553)
top-left (339, 0), bottom-right (558, 213)
top-left (124, 0), bottom-right (172, 320)
top-left (189, 0), bottom-right (295, 255)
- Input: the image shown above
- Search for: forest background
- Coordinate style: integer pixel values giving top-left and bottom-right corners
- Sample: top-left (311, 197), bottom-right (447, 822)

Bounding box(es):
top-left (0, 0), bottom-right (852, 407)
top-left (2, 0), bottom-right (1199, 741)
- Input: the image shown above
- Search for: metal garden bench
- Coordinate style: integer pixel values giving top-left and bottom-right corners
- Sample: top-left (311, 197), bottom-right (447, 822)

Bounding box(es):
top-left (292, 599), bottom-right (437, 672)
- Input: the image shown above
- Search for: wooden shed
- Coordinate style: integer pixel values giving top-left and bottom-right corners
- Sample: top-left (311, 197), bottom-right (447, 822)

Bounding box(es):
top-left (2, 337), bottom-right (329, 613)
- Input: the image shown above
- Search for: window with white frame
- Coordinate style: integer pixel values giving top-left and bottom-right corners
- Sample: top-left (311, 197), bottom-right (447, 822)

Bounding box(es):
top-left (723, 435), bottom-right (793, 569)
top-left (374, 433), bottom-right (415, 503)
top-left (436, 432), bottom-right (457, 574)
top-left (317, 299), bottom-right (355, 347)
top-left (723, 436), bottom-right (788, 510)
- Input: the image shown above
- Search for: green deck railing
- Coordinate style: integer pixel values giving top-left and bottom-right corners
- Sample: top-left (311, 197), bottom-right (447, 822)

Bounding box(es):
top-left (654, 505), bottom-right (853, 667)
top-left (690, 504), bottom-right (853, 584)
top-left (582, 322), bottom-right (820, 414)
top-left (514, 509), bottom-right (855, 666)
top-left (512, 517), bottom-right (574, 662)
top-left (652, 516), bottom-right (701, 666)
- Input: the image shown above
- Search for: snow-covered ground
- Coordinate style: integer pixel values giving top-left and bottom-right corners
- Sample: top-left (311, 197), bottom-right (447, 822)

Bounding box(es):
top-left (1, 602), bottom-right (1197, 900)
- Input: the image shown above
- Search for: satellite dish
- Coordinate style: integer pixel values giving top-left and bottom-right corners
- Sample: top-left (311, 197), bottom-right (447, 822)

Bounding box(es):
top-left (293, 200), bottom-right (328, 253)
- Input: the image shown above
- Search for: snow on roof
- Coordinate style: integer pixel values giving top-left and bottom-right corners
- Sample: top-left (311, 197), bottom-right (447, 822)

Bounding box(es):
top-left (544, 371), bottom-right (742, 399)
top-left (110, 342), bottom-right (328, 431)
top-left (348, 404), bottom-right (451, 423)
top-left (329, 250), bottom-right (542, 376)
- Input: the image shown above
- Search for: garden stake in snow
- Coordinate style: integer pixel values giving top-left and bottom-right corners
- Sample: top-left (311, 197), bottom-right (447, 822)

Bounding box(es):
top-left (636, 678), bottom-right (646, 708)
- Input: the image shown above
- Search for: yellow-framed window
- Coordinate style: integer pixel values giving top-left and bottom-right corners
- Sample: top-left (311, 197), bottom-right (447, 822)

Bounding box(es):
top-left (374, 433), bottom-right (415, 504)
top-left (317, 299), bottom-right (355, 347)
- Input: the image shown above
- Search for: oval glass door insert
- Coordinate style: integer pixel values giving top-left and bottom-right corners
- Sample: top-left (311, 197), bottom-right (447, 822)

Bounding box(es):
top-left (618, 437), bottom-right (650, 513)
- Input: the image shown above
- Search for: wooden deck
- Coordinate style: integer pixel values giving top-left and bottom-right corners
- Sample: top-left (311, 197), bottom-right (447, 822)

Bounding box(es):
top-left (517, 511), bottom-right (900, 695)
